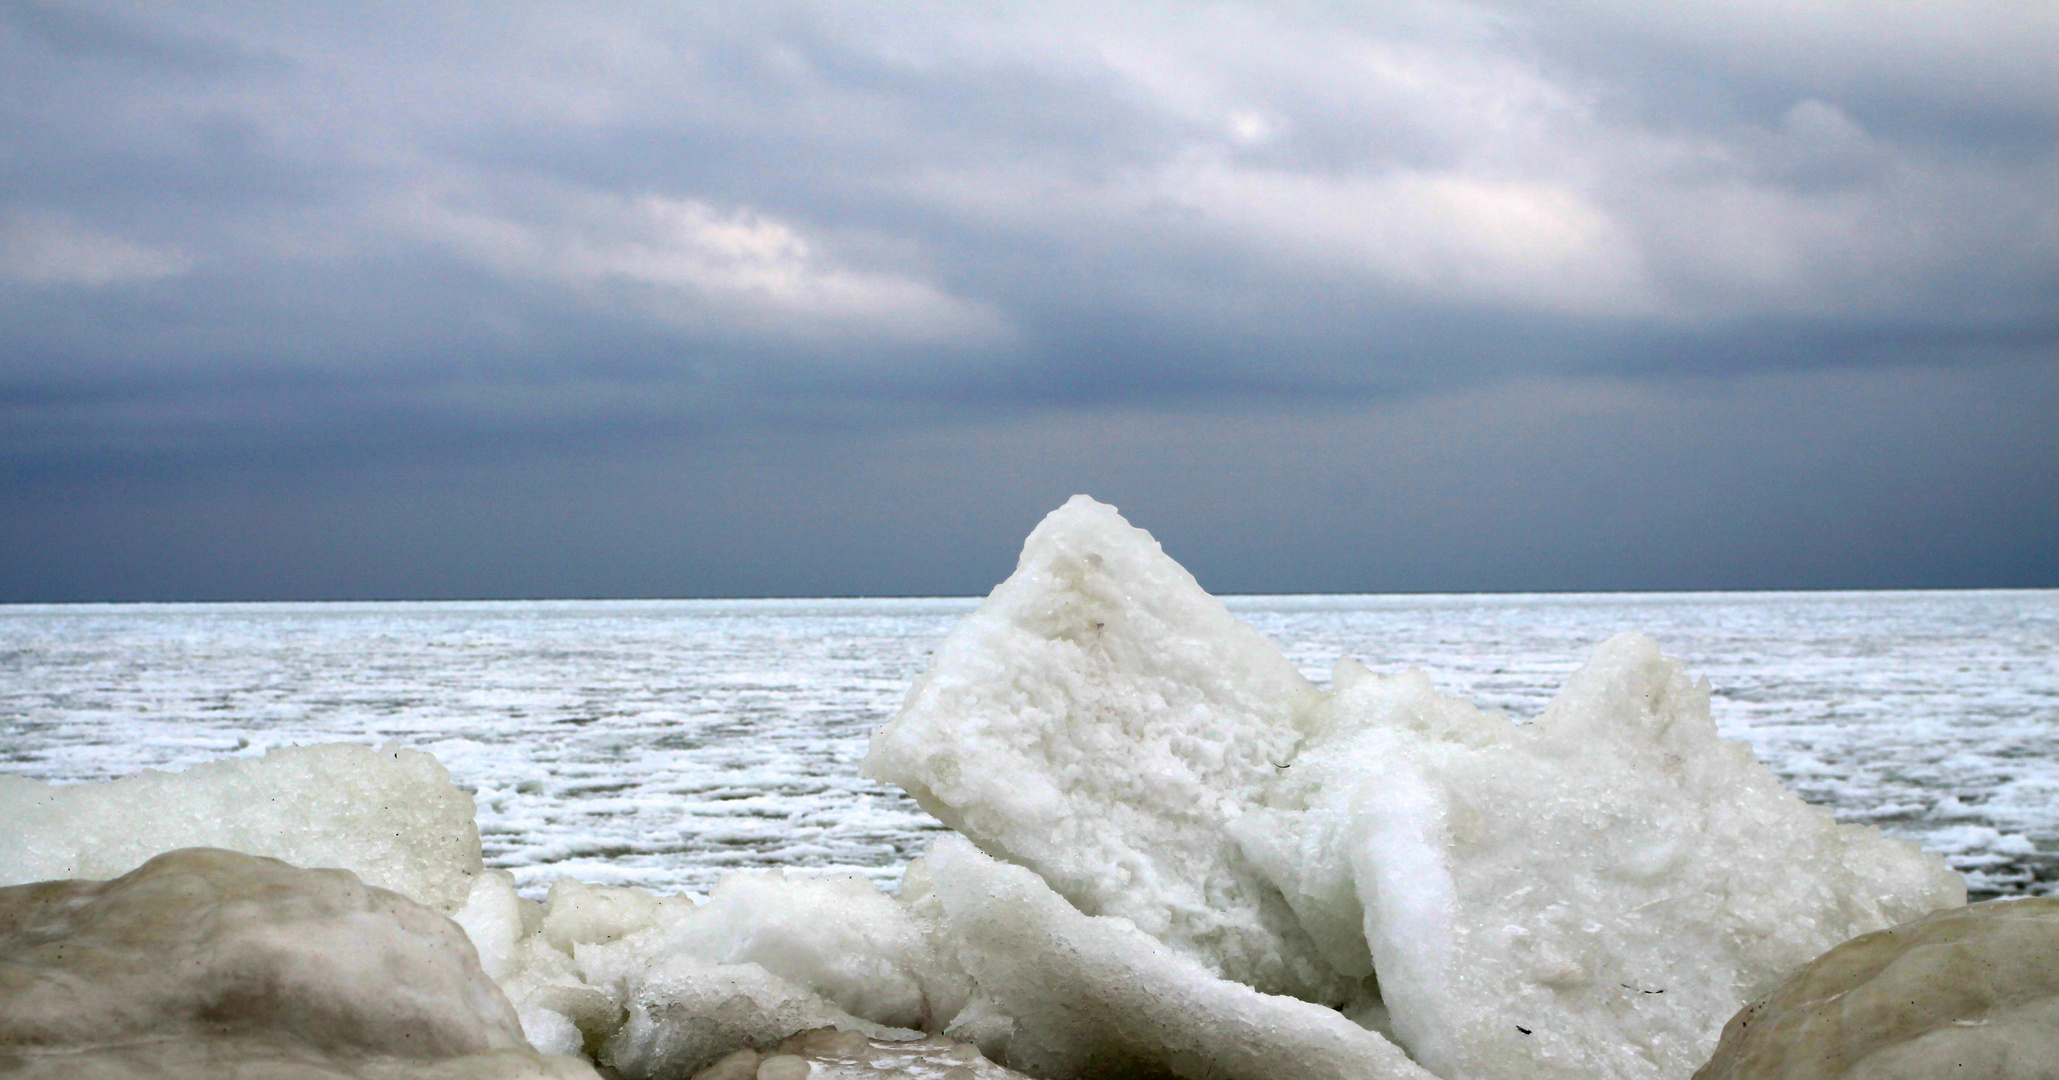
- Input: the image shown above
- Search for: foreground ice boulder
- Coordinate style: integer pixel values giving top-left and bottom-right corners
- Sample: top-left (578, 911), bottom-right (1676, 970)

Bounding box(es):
top-left (0, 743), bottom-right (482, 913)
top-left (0, 847), bottom-right (596, 1079)
top-left (869, 496), bottom-right (1965, 1079)
top-left (1695, 898), bottom-right (2059, 1080)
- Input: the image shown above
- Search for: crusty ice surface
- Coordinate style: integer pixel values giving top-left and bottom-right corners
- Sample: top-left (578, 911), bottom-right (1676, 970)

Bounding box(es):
top-left (1242, 635), bottom-right (1964, 1079)
top-left (691, 1028), bottom-right (1032, 1080)
top-left (918, 834), bottom-right (1436, 1080)
top-left (865, 494), bottom-right (1347, 1000)
top-left (456, 866), bottom-right (974, 1077)
top-left (868, 496), bottom-right (1966, 1078)
top-left (0, 742), bottom-right (483, 912)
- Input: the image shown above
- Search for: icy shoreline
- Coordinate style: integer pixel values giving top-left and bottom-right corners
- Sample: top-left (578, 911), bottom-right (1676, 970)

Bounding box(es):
top-left (1, 497), bottom-right (2022, 1078)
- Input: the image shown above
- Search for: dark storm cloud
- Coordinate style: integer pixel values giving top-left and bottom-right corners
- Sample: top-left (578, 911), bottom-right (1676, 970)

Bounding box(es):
top-left (1, 2), bottom-right (2053, 600)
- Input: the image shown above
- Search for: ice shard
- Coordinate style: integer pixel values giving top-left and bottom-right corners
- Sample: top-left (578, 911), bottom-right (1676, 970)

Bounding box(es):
top-left (865, 495), bottom-right (1349, 1003)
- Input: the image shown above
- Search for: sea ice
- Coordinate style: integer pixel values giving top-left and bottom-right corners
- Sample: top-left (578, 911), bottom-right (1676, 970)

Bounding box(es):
top-left (868, 496), bottom-right (1966, 1079)
top-left (0, 742), bottom-right (483, 913)
top-left (917, 834), bottom-right (1436, 1080)
top-left (0, 496), bottom-right (1990, 1080)
top-left (1239, 634), bottom-right (1966, 1078)
top-left (457, 866), bottom-right (974, 1077)
top-left (0, 847), bottom-right (596, 1079)
top-left (1694, 897), bottom-right (2059, 1080)
top-left (864, 495), bottom-right (1350, 1002)
top-left (691, 1027), bottom-right (1031, 1079)
top-left (601, 959), bottom-right (908, 1078)
top-left (655, 868), bottom-right (971, 1031)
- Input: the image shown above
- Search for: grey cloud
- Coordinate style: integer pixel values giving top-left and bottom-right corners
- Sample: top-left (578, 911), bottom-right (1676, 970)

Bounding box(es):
top-left (0, 0), bottom-right (279, 77)
top-left (5, 358), bottom-right (2052, 601)
top-left (1, 1), bottom-right (2052, 599)
top-left (7, 5), bottom-right (2051, 353)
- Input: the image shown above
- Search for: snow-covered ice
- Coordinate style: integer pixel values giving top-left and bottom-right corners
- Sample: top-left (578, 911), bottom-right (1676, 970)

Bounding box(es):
top-left (1242, 633), bottom-right (1960, 1078)
top-left (916, 834), bottom-right (1436, 1080)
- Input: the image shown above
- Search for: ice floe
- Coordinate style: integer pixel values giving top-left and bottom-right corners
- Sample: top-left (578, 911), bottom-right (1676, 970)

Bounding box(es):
top-left (1237, 633), bottom-right (1964, 1078)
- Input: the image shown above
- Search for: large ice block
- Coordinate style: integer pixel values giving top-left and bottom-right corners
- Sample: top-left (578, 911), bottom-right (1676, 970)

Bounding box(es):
top-left (865, 495), bottom-right (1348, 1002)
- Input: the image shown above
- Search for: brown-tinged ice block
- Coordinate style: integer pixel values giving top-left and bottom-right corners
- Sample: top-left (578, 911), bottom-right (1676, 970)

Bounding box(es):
top-left (0, 847), bottom-right (597, 1079)
top-left (1695, 897), bottom-right (2059, 1080)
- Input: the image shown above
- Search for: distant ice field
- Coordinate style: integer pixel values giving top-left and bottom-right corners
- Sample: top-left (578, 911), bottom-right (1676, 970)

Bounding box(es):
top-left (2, 591), bottom-right (2053, 899)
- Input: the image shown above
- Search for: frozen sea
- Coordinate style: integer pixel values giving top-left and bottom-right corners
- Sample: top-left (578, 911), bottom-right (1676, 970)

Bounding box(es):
top-left (2, 591), bottom-right (2054, 900)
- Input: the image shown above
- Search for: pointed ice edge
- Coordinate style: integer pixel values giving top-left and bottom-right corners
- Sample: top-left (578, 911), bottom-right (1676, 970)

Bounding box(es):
top-left (864, 493), bottom-right (1349, 1001)
top-left (867, 495), bottom-right (1965, 1079)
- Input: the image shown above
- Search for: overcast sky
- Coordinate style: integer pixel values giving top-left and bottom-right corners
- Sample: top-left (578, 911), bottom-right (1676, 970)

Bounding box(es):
top-left (2, 1), bottom-right (2053, 601)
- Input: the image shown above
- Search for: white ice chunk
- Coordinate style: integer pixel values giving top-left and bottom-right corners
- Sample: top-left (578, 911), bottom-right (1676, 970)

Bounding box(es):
top-left (465, 876), bottom-right (701, 1062)
top-left (539, 876), bottom-right (699, 954)
top-left (871, 498), bottom-right (1967, 1079)
top-left (0, 847), bottom-right (597, 1079)
top-left (467, 868), bottom-right (966, 1078)
top-left (1241, 634), bottom-right (1967, 1079)
top-left (652, 869), bottom-right (971, 1032)
top-left (600, 958), bottom-right (913, 1079)
top-left (920, 835), bottom-right (1436, 1080)
top-left (456, 869), bottom-right (541, 983)
top-left (0, 742), bottom-right (483, 913)
top-left (864, 495), bottom-right (1346, 1000)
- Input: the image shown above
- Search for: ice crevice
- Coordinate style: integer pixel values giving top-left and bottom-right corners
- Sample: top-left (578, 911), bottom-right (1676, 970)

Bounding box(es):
top-left (0, 495), bottom-right (1986, 1079)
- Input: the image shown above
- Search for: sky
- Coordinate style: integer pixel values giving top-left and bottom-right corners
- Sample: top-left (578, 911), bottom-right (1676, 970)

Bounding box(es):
top-left (1, 1), bottom-right (2054, 601)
